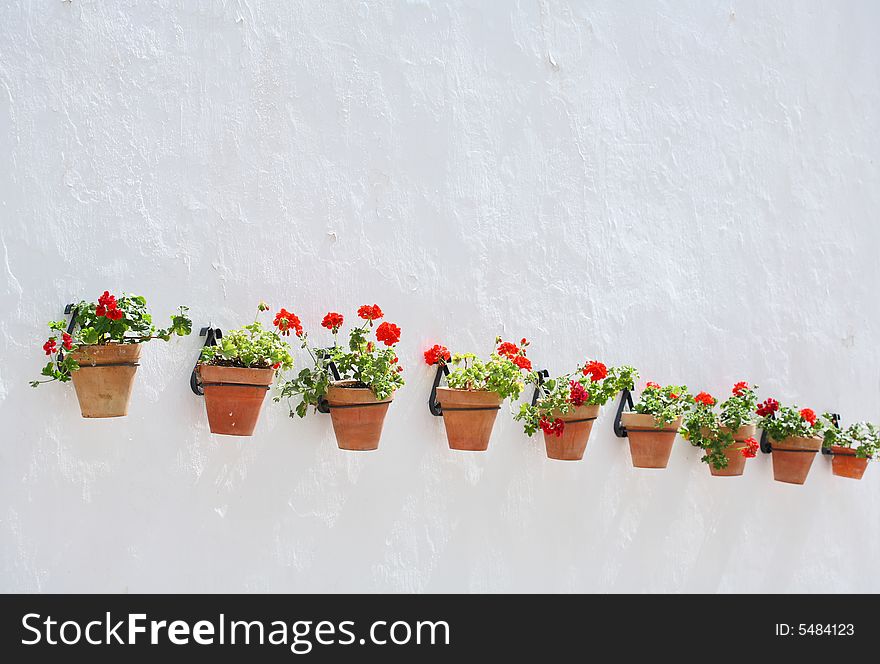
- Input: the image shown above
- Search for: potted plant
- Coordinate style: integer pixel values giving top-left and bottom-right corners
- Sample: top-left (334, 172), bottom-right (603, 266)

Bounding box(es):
top-left (681, 382), bottom-right (760, 476)
top-left (196, 303), bottom-right (294, 436)
top-left (756, 399), bottom-right (823, 484)
top-left (516, 360), bottom-right (637, 460)
top-left (425, 339), bottom-right (531, 451)
top-left (32, 291), bottom-right (192, 418)
top-left (621, 382), bottom-right (693, 468)
top-left (820, 414), bottom-right (878, 480)
top-left (276, 305), bottom-right (404, 451)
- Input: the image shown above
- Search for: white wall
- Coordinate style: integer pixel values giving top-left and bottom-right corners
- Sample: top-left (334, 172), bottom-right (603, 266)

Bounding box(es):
top-left (1, 0), bottom-right (878, 593)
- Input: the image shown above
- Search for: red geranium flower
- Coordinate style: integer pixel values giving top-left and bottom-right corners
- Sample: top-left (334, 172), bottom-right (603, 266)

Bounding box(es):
top-left (694, 392), bottom-right (716, 407)
top-left (800, 408), bottom-right (817, 426)
top-left (107, 307), bottom-right (123, 321)
top-left (496, 341), bottom-right (519, 359)
top-left (569, 381), bottom-right (589, 407)
top-left (358, 304), bottom-right (384, 322)
top-left (645, 381), bottom-right (661, 390)
top-left (756, 398), bottom-right (779, 417)
top-left (322, 312), bottom-right (344, 332)
top-left (273, 308), bottom-right (303, 337)
top-left (539, 417), bottom-right (565, 438)
top-left (513, 355), bottom-right (532, 371)
top-left (61, 332), bottom-right (73, 350)
top-left (375, 321), bottom-right (401, 346)
top-left (669, 392), bottom-right (679, 400)
top-left (741, 437), bottom-right (759, 459)
top-left (582, 360), bottom-right (608, 382)
top-left (43, 338), bottom-right (57, 356)
top-left (732, 381), bottom-right (750, 396)
top-left (424, 344), bottom-right (451, 366)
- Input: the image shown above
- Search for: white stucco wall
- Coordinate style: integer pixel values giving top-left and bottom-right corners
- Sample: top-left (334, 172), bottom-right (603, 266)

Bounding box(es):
top-left (1, 0), bottom-right (878, 594)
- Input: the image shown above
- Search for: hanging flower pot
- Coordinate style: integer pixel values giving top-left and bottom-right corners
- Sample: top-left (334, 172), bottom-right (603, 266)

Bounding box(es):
top-left (621, 382), bottom-right (693, 468)
top-left (31, 291), bottom-right (192, 418)
top-left (424, 339), bottom-right (532, 452)
top-left (196, 303), bottom-right (294, 437)
top-left (681, 382), bottom-right (760, 477)
top-left (276, 305), bottom-right (404, 452)
top-left (821, 417), bottom-right (878, 480)
top-left (70, 343), bottom-right (142, 418)
top-left (621, 412), bottom-right (683, 468)
top-left (768, 435), bottom-right (823, 484)
top-left (326, 380), bottom-right (394, 451)
top-left (758, 401), bottom-right (824, 484)
top-left (198, 365), bottom-right (276, 436)
top-left (543, 404), bottom-right (601, 460)
top-left (435, 388), bottom-right (502, 451)
top-left (516, 360), bottom-right (636, 461)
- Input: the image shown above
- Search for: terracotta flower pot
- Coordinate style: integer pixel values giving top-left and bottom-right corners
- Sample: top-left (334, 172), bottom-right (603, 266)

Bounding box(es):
top-left (703, 424), bottom-right (757, 477)
top-left (70, 343), bottom-right (142, 418)
top-left (830, 445), bottom-right (869, 480)
top-left (326, 381), bottom-right (392, 451)
top-left (769, 436), bottom-right (822, 485)
top-left (435, 388), bottom-right (502, 451)
top-left (543, 404), bottom-right (601, 461)
top-left (621, 412), bottom-right (682, 468)
top-left (198, 365), bottom-right (275, 436)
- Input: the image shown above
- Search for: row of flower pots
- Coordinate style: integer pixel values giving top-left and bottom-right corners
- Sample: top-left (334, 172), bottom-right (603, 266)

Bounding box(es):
top-left (35, 293), bottom-right (878, 483)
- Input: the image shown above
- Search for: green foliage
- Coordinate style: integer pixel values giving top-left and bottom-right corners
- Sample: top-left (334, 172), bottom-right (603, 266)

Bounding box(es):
top-left (276, 308), bottom-right (405, 417)
top-left (759, 405), bottom-right (822, 442)
top-left (515, 362), bottom-right (638, 437)
top-left (821, 415), bottom-right (880, 459)
top-left (31, 293), bottom-right (192, 387)
top-left (445, 351), bottom-right (526, 400)
top-left (632, 383), bottom-right (693, 427)
top-left (200, 318), bottom-right (294, 371)
top-left (681, 383), bottom-right (759, 469)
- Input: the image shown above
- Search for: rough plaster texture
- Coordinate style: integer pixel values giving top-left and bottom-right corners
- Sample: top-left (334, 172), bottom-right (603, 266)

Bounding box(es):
top-left (1, 1), bottom-right (879, 593)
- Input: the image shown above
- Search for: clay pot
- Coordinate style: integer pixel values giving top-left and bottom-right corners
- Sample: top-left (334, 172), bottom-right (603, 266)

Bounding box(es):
top-left (830, 445), bottom-right (869, 480)
top-left (70, 344), bottom-right (142, 418)
top-left (543, 404), bottom-right (601, 461)
top-left (326, 381), bottom-right (392, 451)
top-left (769, 436), bottom-right (822, 485)
top-left (621, 412), bottom-right (682, 468)
top-left (704, 424), bottom-right (757, 477)
top-left (198, 365), bottom-right (275, 436)
top-left (435, 388), bottom-right (502, 451)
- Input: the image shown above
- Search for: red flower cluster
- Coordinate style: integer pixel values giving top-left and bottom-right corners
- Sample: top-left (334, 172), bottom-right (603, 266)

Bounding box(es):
top-left (424, 344), bottom-right (451, 366)
top-left (694, 392), bottom-right (716, 407)
top-left (732, 381), bottom-right (750, 396)
top-left (43, 338), bottom-right (57, 356)
top-left (582, 360), bottom-right (608, 382)
top-left (375, 322), bottom-right (401, 346)
top-left (741, 437), bottom-right (759, 459)
top-left (539, 417), bottom-right (565, 438)
top-left (273, 308), bottom-right (303, 337)
top-left (756, 398), bottom-right (779, 417)
top-left (96, 291), bottom-right (123, 320)
top-left (568, 381), bottom-right (589, 407)
top-left (497, 342), bottom-right (518, 358)
top-left (497, 339), bottom-right (531, 371)
top-left (62, 332), bottom-right (73, 350)
top-left (800, 408), bottom-right (817, 426)
top-left (645, 381), bottom-right (661, 390)
top-left (321, 312), bottom-right (344, 332)
top-left (358, 304), bottom-right (383, 322)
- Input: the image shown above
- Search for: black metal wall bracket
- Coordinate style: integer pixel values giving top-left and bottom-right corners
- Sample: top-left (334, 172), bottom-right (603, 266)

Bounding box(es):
top-left (428, 363), bottom-right (451, 416)
top-left (613, 388), bottom-right (634, 438)
top-left (529, 369), bottom-right (550, 407)
top-left (316, 350), bottom-right (342, 414)
top-left (190, 326), bottom-right (223, 396)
